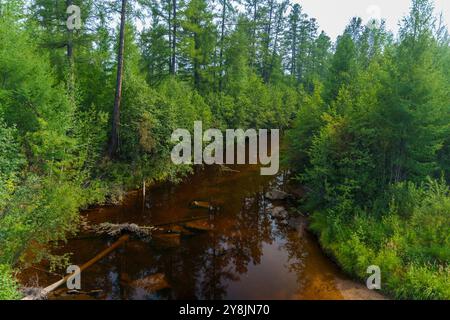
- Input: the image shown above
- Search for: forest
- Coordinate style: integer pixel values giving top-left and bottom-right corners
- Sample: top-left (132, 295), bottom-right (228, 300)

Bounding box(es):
top-left (0, 0), bottom-right (449, 300)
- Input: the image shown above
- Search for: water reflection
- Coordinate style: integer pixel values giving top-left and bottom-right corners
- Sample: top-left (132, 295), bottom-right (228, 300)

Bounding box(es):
top-left (20, 165), bottom-right (351, 300)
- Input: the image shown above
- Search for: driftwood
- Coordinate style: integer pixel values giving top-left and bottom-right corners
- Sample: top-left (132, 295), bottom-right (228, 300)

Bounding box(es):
top-left (22, 213), bottom-right (214, 299)
top-left (22, 235), bottom-right (130, 300)
top-left (20, 287), bottom-right (47, 300)
top-left (87, 216), bottom-right (210, 235)
top-left (74, 215), bottom-right (211, 241)
top-left (91, 222), bottom-right (158, 240)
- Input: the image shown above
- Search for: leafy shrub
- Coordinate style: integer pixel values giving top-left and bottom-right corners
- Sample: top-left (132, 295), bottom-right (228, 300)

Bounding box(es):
top-left (310, 179), bottom-right (450, 299)
top-left (0, 265), bottom-right (21, 300)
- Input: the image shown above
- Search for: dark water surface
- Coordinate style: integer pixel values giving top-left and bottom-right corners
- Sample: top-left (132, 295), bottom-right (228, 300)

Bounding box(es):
top-left (20, 164), bottom-right (376, 300)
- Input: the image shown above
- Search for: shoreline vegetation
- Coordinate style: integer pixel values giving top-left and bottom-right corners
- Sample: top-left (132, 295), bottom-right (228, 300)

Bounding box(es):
top-left (1, 0), bottom-right (449, 300)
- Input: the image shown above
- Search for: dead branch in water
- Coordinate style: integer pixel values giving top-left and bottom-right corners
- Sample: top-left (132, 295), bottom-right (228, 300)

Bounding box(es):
top-left (22, 235), bottom-right (130, 300)
top-left (73, 215), bottom-right (211, 242)
top-left (91, 222), bottom-right (158, 239)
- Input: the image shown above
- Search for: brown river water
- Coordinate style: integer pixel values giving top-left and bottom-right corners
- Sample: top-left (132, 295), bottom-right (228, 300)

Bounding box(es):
top-left (19, 164), bottom-right (384, 300)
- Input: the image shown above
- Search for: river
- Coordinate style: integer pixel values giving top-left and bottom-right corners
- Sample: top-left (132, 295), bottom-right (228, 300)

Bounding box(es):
top-left (19, 163), bottom-right (384, 300)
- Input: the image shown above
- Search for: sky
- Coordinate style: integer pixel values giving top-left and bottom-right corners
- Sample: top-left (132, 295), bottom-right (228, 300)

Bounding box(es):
top-left (294, 0), bottom-right (450, 40)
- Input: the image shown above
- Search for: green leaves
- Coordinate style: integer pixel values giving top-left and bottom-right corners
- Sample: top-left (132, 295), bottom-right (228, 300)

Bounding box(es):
top-left (0, 119), bottom-right (24, 211)
top-left (0, 265), bottom-right (22, 300)
top-left (287, 0), bottom-right (450, 300)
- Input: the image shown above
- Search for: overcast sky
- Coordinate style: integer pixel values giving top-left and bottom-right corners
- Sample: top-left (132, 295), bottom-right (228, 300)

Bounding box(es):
top-left (294, 0), bottom-right (450, 40)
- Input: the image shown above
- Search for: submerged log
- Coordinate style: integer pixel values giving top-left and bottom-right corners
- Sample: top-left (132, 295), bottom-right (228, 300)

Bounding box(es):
top-left (183, 220), bottom-right (213, 232)
top-left (167, 225), bottom-right (195, 236)
top-left (190, 201), bottom-right (214, 210)
top-left (129, 273), bottom-right (170, 293)
top-left (153, 215), bottom-right (210, 227)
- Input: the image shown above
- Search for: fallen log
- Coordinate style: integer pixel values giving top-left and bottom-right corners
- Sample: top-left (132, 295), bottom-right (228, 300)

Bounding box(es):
top-left (153, 215), bottom-right (210, 227)
top-left (22, 235), bottom-right (130, 300)
top-left (91, 222), bottom-right (157, 240)
top-left (73, 216), bottom-right (210, 241)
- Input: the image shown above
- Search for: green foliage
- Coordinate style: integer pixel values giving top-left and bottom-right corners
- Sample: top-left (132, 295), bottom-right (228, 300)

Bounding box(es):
top-left (310, 179), bottom-right (450, 299)
top-left (0, 175), bottom-right (83, 266)
top-left (180, 0), bottom-right (216, 91)
top-left (288, 0), bottom-right (450, 299)
top-left (0, 119), bottom-right (25, 210)
top-left (0, 265), bottom-right (22, 300)
top-left (285, 81), bottom-right (326, 171)
top-left (0, 11), bottom-right (100, 298)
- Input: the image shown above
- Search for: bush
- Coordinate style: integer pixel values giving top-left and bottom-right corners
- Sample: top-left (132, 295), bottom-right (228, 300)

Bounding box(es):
top-left (0, 265), bottom-right (21, 300)
top-left (0, 119), bottom-right (25, 211)
top-left (310, 179), bottom-right (450, 299)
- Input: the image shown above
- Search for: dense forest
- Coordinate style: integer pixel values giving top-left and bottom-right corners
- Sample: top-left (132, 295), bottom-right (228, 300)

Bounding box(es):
top-left (0, 0), bottom-right (449, 299)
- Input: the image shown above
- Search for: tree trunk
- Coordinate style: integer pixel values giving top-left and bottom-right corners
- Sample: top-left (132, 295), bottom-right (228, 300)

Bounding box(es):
top-left (168, 0), bottom-right (172, 73)
top-left (291, 29), bottom-right (297, 77)
top-left (252, 1), bottom-right (257, 67)
top-left (66, 0), bottom-right (73, 61)
top-left (66, 0), bottom-right (75, 95)
top-left (108, 0), bottom-right (127, 158)
top-left (218, 0), bottom-right (226, 92)
top-left (194, 29), bottom-right (200, 89)
top-left (22, 235), bottom-right (130, 300)
top-left (263, 0), bottom-right (274, 82)
top-left (171, 0), bottom-right (177, 75)
top-left (269, 5), bottom-right (283, 82)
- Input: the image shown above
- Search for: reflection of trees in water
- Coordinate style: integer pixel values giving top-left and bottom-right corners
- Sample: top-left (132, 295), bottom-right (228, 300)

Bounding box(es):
top-left (153, 190), bottom-right (274, 299)
top-left (224, 192), bottom-right (273, 275)
top-left (196, 229), bottom-right (238, 299)
top-left (92, 168), bottom-right (280, 300)
top-left (275, 220), bottom-right (340, 299)
top-left (274, 223), bottom-right (308, 293)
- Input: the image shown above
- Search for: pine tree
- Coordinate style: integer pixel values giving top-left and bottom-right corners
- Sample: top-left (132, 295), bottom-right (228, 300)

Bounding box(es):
top-left (179, 0), bottom-right (216, 91)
